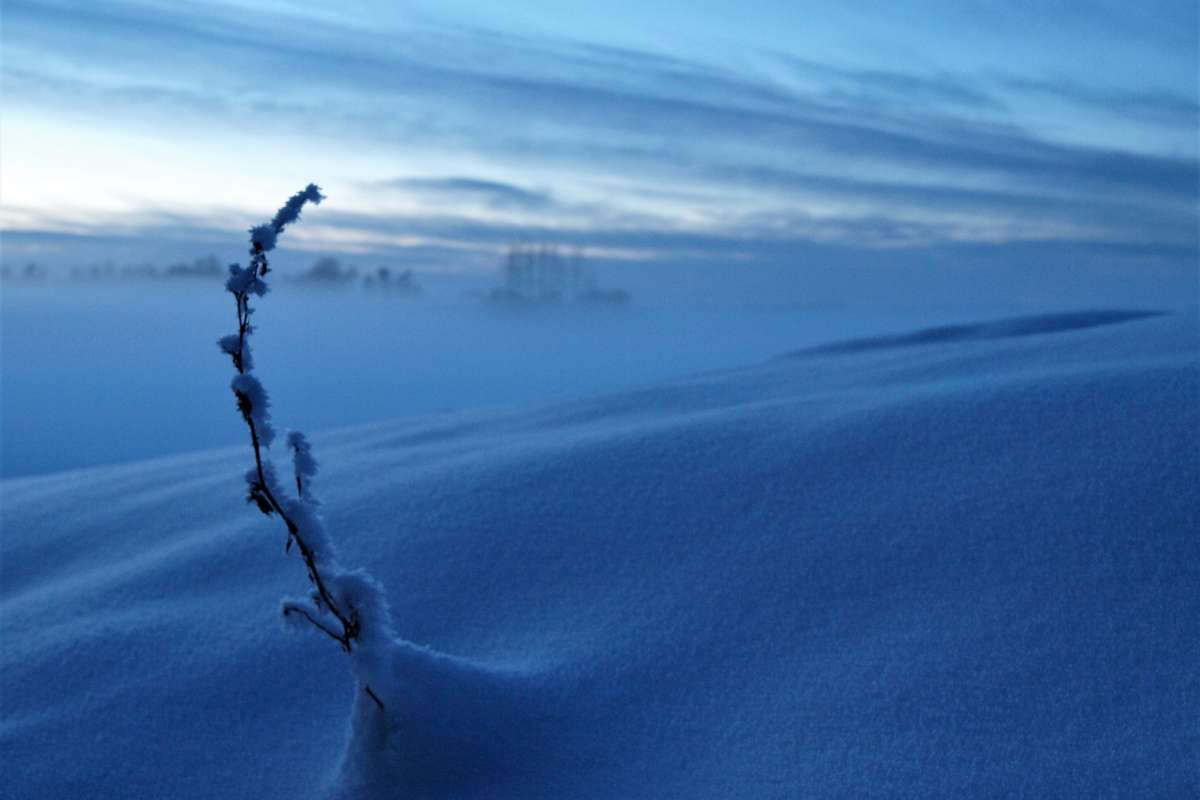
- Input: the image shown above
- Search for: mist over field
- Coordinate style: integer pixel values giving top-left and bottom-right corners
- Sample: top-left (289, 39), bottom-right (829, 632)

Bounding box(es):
top-left (6, 253), bottom-right (1190, 479)
top-left (2, 1), bottom-right (1197, 798)
top-left (5, 273), bottom-right (914, 477)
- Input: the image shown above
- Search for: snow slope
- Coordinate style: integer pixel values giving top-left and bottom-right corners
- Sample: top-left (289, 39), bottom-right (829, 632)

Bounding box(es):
top-left (1, 309), bottom-right (1197, 798)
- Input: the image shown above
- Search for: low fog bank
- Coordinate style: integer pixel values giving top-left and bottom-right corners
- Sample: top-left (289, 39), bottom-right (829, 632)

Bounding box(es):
top-left (2, 250), bottom-right (1194, 478)
top-left (5, 234), bottom-right (1196, 310)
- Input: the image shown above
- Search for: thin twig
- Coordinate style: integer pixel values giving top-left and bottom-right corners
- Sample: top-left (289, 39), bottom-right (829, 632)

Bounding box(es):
top-left (364, 685), bottom-right (386, 711)
top-left (283, 605), bottom-right (347, 648)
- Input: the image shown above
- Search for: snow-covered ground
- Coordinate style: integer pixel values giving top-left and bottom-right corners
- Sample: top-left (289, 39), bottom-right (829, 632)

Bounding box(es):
top-left (2, 305), bottom-right (1196, 798)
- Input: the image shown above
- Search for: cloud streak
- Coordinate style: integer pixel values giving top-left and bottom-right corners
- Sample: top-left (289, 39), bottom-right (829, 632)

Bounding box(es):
top-left (2, 0), bottom-right (1196, 274)
top-left (379, 177), bottom-right (554, 210)
top-left (1001, 75), bottom-right (1200, 127)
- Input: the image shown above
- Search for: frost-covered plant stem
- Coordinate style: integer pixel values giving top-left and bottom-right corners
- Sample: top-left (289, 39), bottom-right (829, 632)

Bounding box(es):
top-left (220, 185), bottom-right (388, 712)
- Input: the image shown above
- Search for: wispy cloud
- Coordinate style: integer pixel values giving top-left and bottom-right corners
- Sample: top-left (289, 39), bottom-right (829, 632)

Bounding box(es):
top-left (2, 0), bottom-right (1196, 274)
top-left (378, 177), bottom-right (554, 210)
top-left (781, 55), bottom-right (1003, 111)
top-left (1001, 75), bottom-right (1200, 127)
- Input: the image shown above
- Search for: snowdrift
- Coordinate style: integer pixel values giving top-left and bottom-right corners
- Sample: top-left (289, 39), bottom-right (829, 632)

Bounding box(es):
top-left (2, 309), bottom-right (1197, 798)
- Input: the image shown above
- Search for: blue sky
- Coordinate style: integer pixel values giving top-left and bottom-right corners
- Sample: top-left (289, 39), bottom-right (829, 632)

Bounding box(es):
top-left (2, 0), bottom-right (1197, 277)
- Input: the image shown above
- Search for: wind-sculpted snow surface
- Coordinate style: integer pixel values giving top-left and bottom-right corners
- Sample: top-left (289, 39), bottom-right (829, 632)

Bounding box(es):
top-left (1, 310), bottom-right (1197, 798)
top-left (783, 309), bottom-right (1164, 356)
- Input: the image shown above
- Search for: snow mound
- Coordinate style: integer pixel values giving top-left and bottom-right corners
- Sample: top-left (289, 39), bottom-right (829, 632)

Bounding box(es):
top-left (784, 308), bottom-right (1164, 356)
top-left (2, 310), bottom-right (1197, 798)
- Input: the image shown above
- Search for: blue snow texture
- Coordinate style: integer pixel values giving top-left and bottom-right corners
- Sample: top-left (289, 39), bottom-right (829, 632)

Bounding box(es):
top-left (1, 308), bottom-right (1198, 798)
